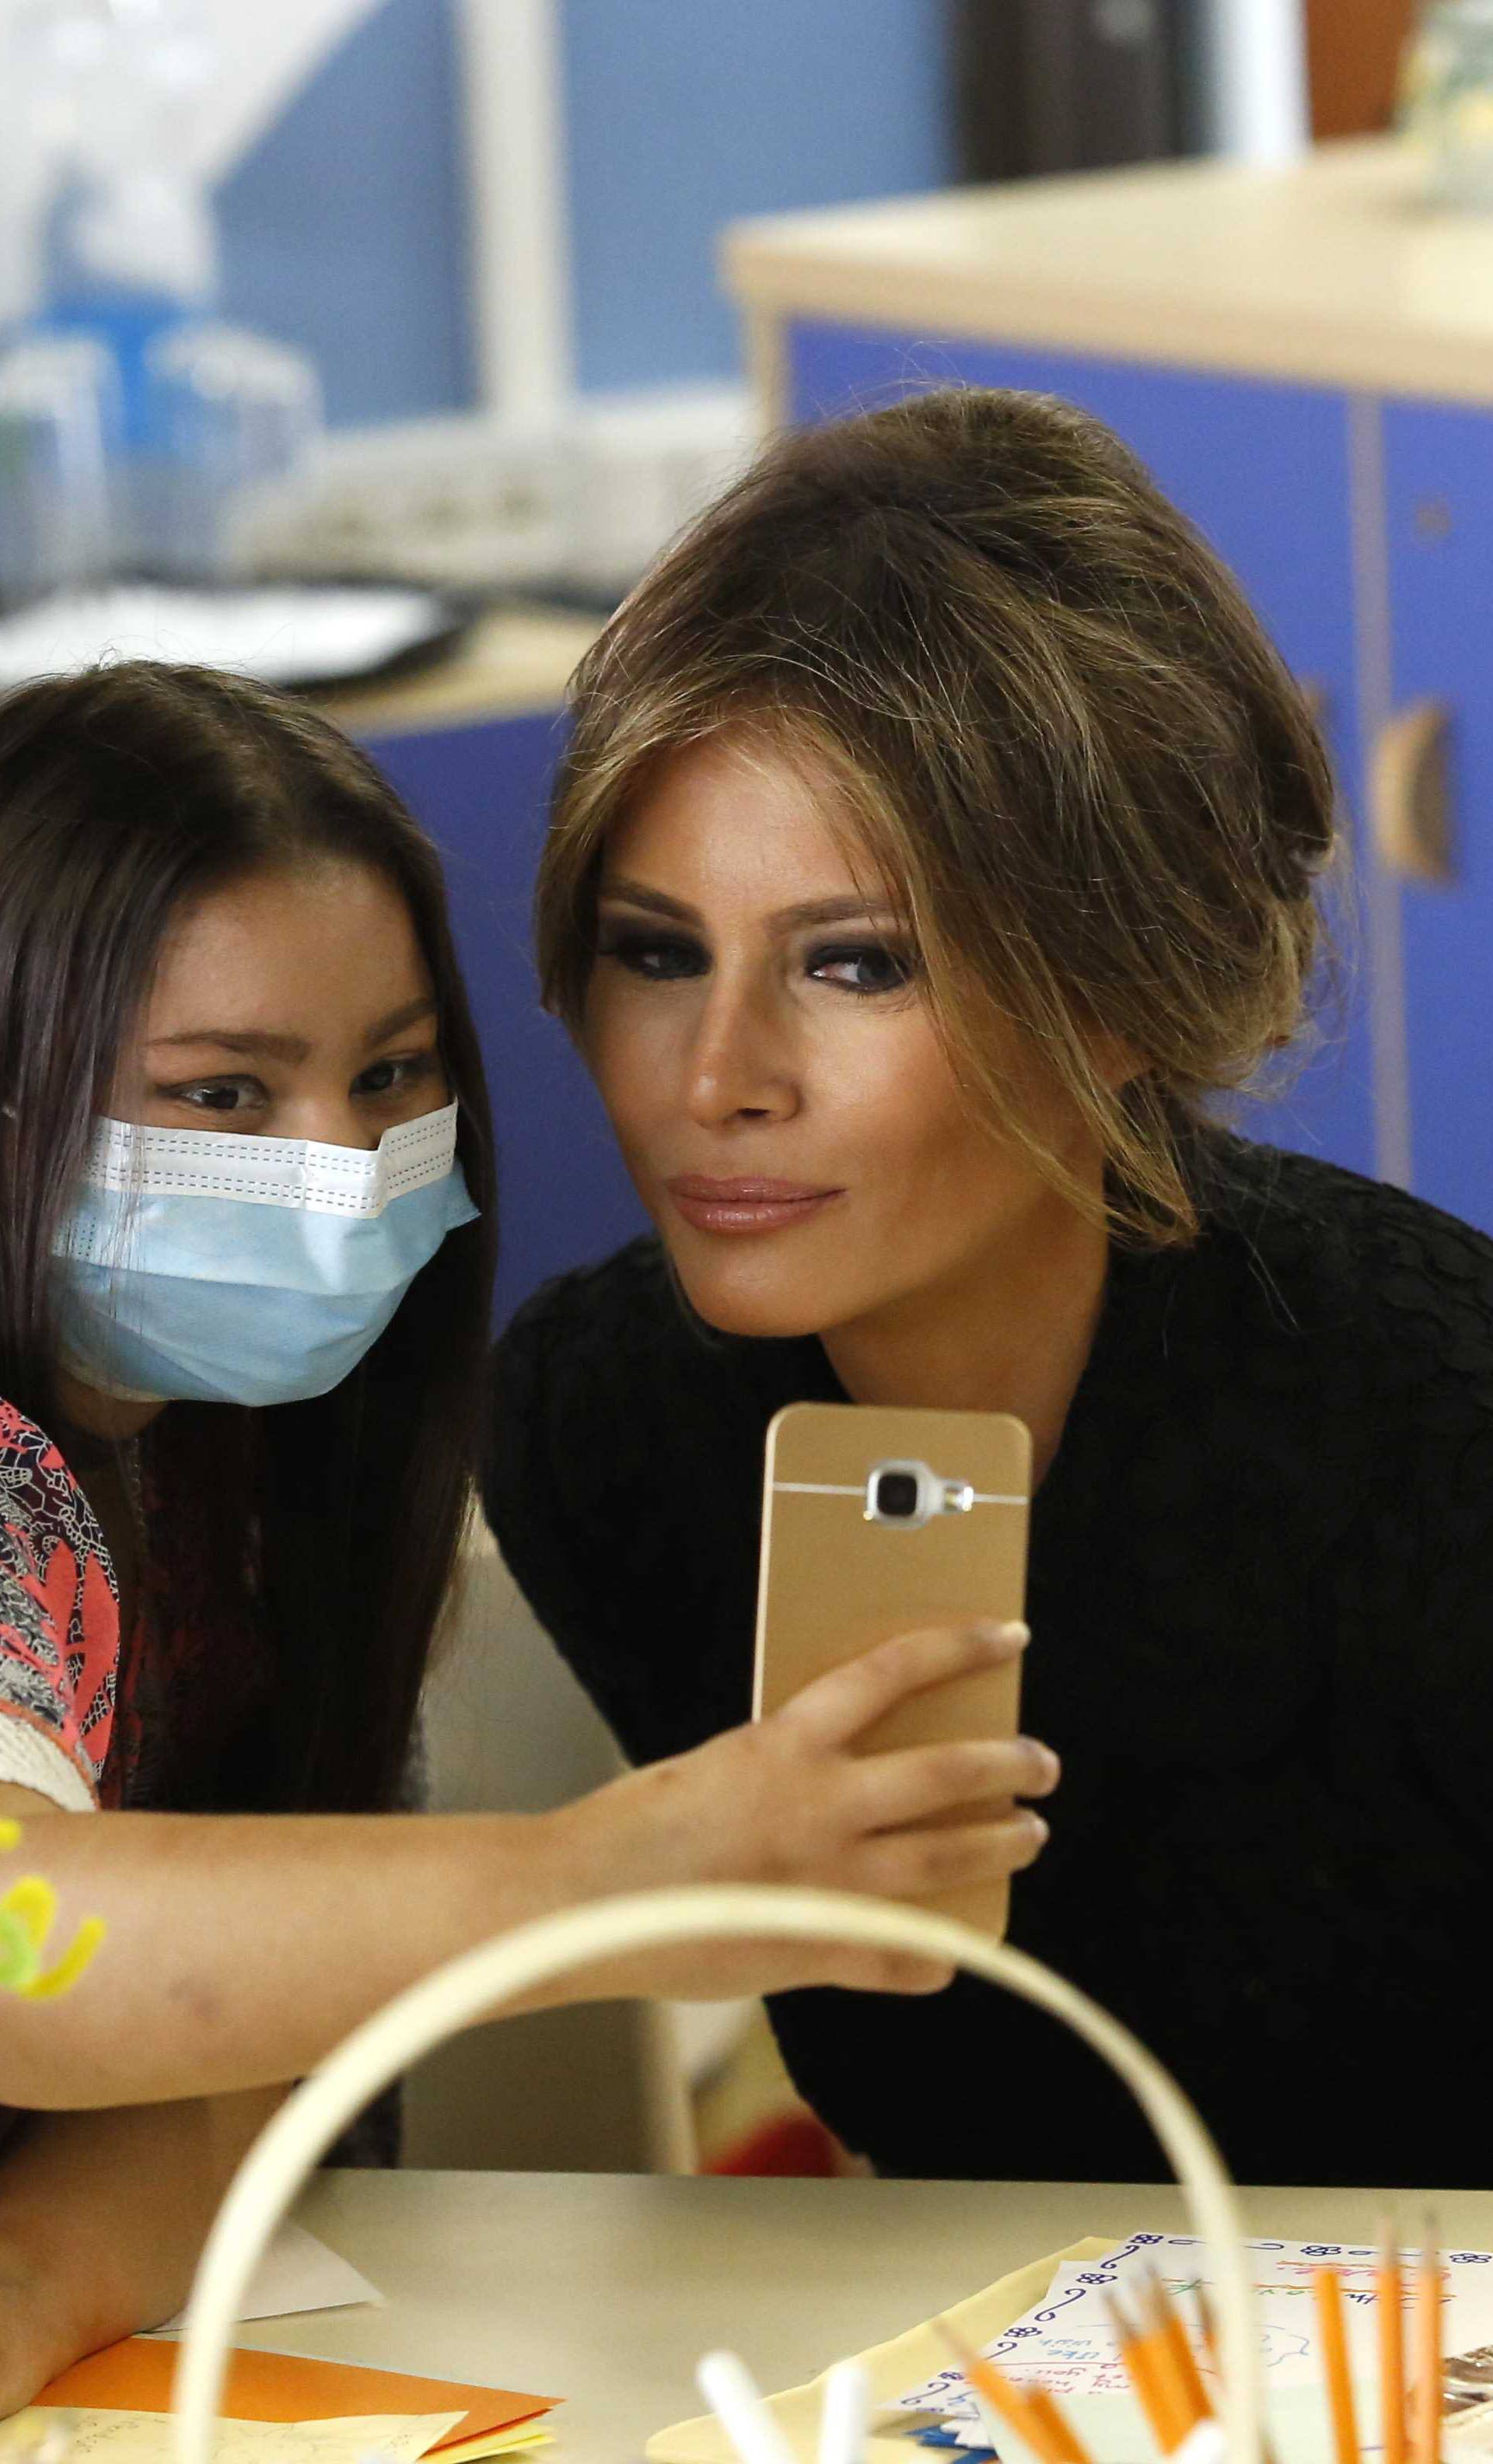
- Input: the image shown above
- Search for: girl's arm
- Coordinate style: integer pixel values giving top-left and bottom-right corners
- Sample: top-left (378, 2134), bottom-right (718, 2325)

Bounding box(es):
top-left (0, 1619), bottom-right (1053, 2112)
top-left (0, 2087), bottom-right (286, 2410)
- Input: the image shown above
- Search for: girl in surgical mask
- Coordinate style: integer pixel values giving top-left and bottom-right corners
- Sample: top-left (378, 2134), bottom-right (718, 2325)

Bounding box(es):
top-left (0, 660), bottom-right (1049, 2399)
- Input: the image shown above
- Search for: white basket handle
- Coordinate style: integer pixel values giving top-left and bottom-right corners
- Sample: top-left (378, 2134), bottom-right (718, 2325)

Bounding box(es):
top-left (170, 1886), bottom-right (1265, 2464)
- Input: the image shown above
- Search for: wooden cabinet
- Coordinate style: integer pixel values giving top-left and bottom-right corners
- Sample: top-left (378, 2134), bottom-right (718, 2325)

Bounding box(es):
top-left (1379, 401), bottom-right (1493, 1230)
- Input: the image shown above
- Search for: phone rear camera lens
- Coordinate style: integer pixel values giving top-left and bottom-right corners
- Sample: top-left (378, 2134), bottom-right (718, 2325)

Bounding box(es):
top-left (872, 1470), bottom-right (920, 1520)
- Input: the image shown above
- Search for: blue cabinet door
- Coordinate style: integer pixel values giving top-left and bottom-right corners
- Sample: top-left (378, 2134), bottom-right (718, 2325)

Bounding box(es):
top-left (785, 320), bottom-right (1376, 1181)
top-left (1380, 400), bottom-right (1493, 1236)
top-left (362, 712), bottom-right (648, 1327)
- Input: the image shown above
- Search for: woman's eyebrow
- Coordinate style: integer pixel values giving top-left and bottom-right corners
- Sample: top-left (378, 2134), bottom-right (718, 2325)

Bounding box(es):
top-left (771, 894), bottom-right (901, 929)
top-left (598, 878), bottom-right (898, 930)
top-left (598, 878), bottom-right (700, 922)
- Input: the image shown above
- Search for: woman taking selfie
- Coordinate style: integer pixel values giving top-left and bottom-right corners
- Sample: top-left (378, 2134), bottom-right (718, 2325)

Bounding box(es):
top-left (0, 659), bottom-right (1050, 2396)
top-left (489, 385), bottom-right (1493, 2190)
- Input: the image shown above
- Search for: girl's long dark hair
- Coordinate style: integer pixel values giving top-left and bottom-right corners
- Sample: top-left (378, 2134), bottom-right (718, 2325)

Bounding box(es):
top-left (0, 660), bottom-right (498, 1813)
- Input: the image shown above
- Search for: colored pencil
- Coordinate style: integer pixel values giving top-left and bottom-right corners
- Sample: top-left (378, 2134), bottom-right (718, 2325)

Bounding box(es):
top-left (933, 2317), bottom-right (1093, 2464)
top-left (933, 2318), bottom-right (1048, 2460)
top-left (1023, 2385), bottom-right (1095, 2464)
top-left (1313, 2268), bottom-right (1361, 2464)
top-left (1139, 2266), bottom-right (1215, 2429)
top-left (1379, 2223), bottom-right (1407, 2464)
top-left (1105, 2289), bottom-right (1192, 2455)
top-left (1414, 2219), bottom-right (1442, 2464)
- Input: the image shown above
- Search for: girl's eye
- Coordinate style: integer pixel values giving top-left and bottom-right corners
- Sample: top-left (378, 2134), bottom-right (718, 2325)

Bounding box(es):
top-left (807, 942), bottom-right (917, 996)
top-left (596, 929), bottom-right (708, 982)
top-left (159, 1076), bottom-right (266, 1115)
top-left (354, 1052), bottom-right (441, 1101)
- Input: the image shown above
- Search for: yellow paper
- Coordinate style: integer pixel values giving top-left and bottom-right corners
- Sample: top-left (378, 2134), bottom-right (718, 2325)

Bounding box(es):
top-left (3, 2409), bottom-right (465, 2464)
top-left (435, 2431), bottom-right (555, 2464)
top-left (646, 2235), bottom-right (1120, 2464)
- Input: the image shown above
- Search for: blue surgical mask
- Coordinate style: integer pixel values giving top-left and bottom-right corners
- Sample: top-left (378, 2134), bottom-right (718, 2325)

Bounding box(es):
top-left (52, 1101), bottom-right (479, 1408)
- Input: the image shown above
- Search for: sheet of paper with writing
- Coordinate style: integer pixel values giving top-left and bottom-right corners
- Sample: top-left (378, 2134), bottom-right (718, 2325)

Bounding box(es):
top-left (890, 2232), bottom-right (1493, 2418)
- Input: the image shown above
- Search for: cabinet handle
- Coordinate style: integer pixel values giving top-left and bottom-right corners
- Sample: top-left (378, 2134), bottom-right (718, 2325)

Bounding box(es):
top-left (1372, 699), bottom-right (1454, 887)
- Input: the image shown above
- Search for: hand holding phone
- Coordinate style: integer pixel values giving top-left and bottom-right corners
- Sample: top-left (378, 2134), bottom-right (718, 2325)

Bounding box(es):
top-left (550, 1614), bottom-right (1051, 2004)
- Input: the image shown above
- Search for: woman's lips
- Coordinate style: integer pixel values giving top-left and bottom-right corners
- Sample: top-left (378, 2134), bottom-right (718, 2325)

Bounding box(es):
top-left (665, 1176), bottom-right (844, 1235)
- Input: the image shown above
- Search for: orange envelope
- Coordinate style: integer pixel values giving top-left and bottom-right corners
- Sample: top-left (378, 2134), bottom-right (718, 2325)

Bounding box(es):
top-left (34, 2340), bottom-right (558, 2452)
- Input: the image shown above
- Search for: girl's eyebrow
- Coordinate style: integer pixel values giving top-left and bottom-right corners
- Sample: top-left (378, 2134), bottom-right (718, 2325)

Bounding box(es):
top-left (145, 998), bottom-right (437, 1062)
top-left (145, 1028), bottom-right (310, 1061)
top-left (362, 995), bottom-right (439, 1048)
top-left (598, 877), bottom-right (900, 931)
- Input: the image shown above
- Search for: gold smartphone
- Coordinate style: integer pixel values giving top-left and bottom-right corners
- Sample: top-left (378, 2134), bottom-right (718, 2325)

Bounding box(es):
top-left (753, 1401), bottom-right (1033, 1938)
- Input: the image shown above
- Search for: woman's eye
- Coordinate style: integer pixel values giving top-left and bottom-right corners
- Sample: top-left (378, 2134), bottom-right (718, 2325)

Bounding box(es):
top-left (807, 942), bottom-right (916, 996)
top-left (159, 1076), bottom-right (266, 1115)
top-left (596, 929), bottom-right (708, 982)
top-left (355, 1052), bottom-right (441, 1100)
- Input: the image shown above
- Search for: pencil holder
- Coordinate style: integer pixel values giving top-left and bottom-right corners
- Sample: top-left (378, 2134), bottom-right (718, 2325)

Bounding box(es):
top-left (169, 1886), bottom-right (1266, 2464)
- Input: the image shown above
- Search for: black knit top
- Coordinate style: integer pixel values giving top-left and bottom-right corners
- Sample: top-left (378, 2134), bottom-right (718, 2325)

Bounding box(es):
top-left (487, 1140), bottom-right (1493, 2186)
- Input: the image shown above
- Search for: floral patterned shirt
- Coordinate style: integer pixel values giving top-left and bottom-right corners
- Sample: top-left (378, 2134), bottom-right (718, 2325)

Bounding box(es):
top-left (0, 1398), bottom-right (269, 1812)
top-left (0, 1401), bottom-right (121, 1808)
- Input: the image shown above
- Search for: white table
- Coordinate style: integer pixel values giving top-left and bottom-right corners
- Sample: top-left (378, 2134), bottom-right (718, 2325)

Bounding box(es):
top-left (243, 2173), bottom-right (1493, 2464)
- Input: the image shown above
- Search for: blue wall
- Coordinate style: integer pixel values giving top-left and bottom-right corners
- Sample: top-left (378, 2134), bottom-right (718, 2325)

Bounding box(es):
top-left (214, 0), bottom-right (952, 425)
top-left (560, 0), bottom-right (953, 394)
top-left (216, 0), bottom-right (474, 427)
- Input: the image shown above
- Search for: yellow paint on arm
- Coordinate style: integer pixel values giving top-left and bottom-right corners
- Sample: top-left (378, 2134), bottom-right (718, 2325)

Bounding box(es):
top-left (20, 1918), bottom-right (108, 2000)
top-left (0, 1851), bottom-right (107, 1998)
top-left (5, 1876), bottom-right (58, 1951)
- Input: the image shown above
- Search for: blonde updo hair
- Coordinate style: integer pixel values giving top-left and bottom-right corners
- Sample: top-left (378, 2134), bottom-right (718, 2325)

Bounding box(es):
top-left (535, 385), bottom-right (1338, 1247)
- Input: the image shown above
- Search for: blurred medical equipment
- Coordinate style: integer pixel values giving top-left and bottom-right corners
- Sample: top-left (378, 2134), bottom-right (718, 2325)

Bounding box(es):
top-left (0, 332), bottom-right (114, 600)
top-left (0, 0), bottom-right (323, 594)
top-left (252, 385), bottom-right (755, 601)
